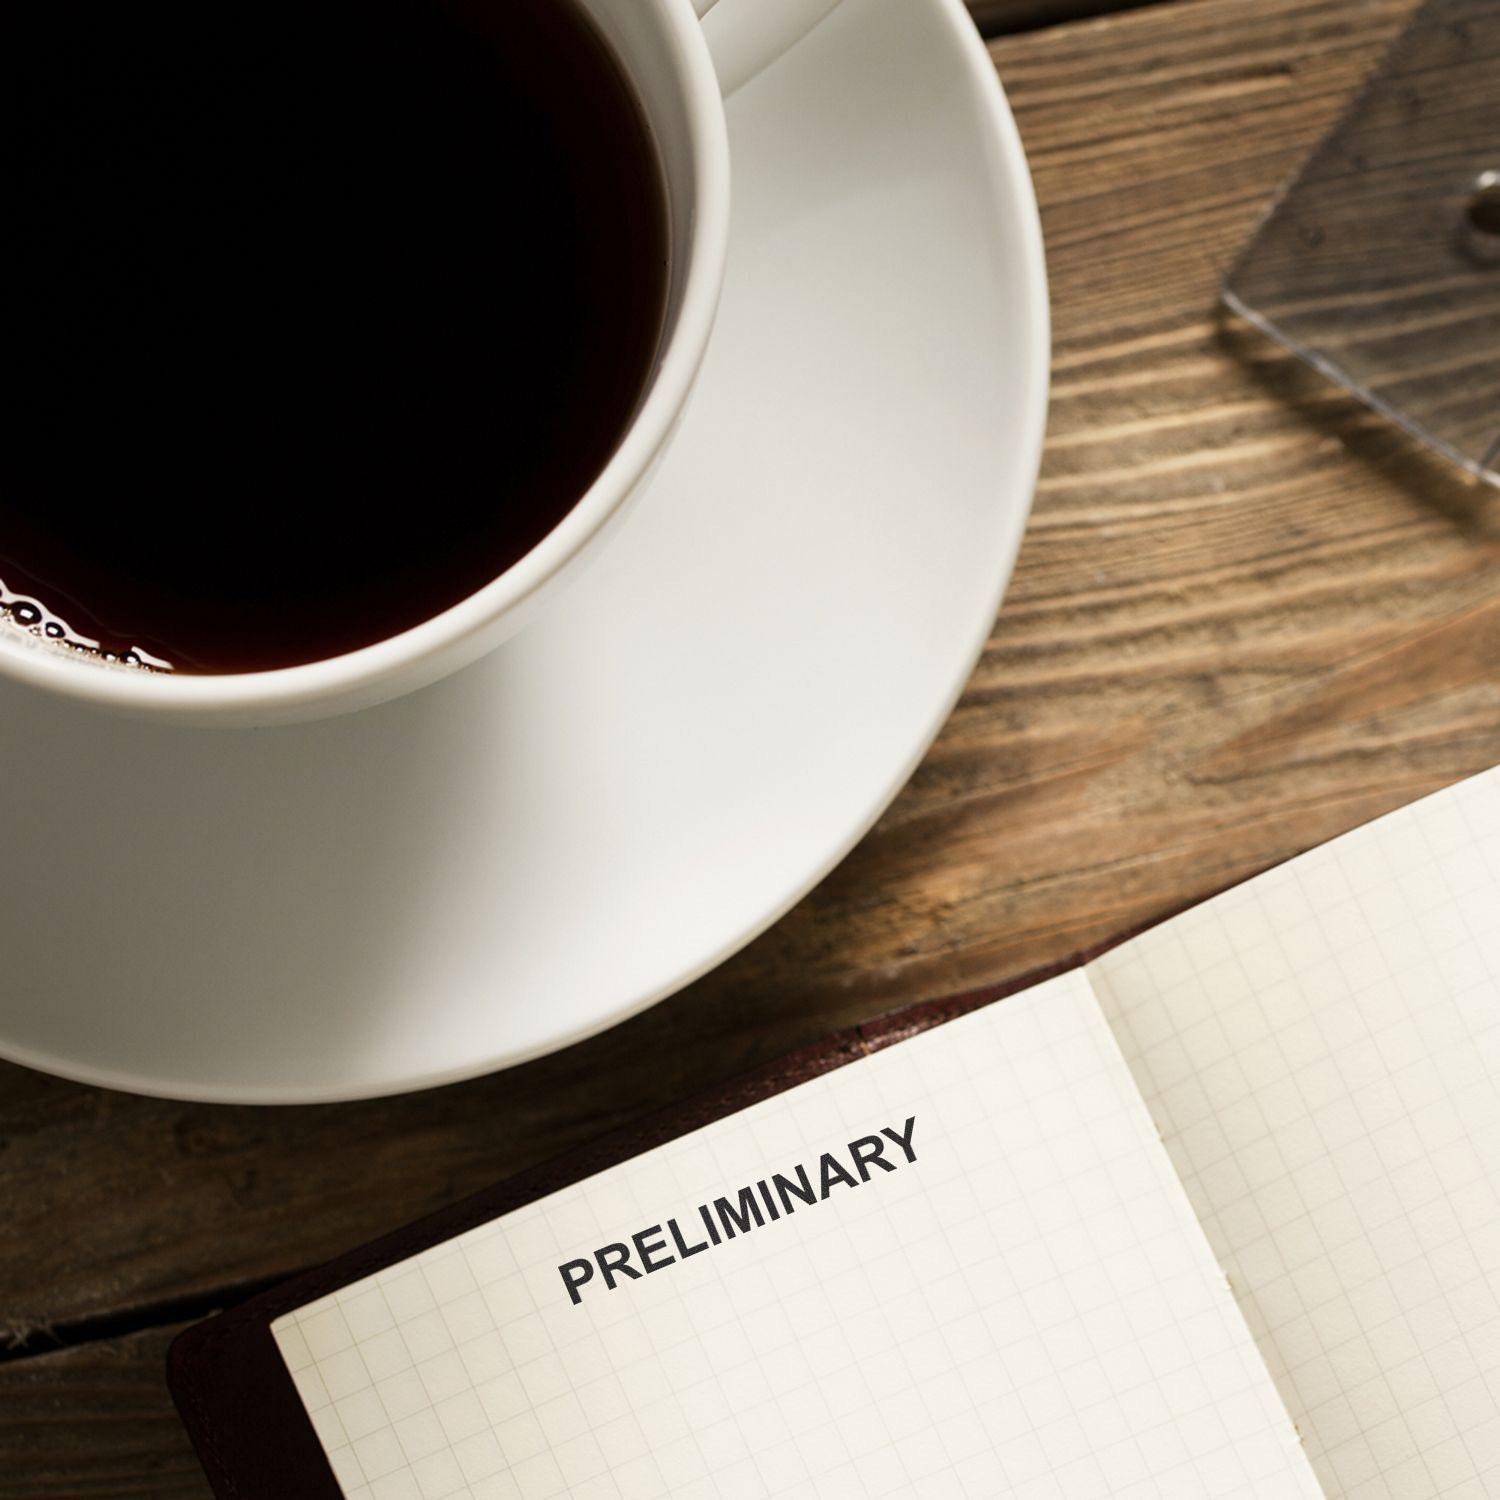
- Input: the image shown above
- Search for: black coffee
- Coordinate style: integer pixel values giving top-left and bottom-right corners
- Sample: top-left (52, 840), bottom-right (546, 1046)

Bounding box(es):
top-left (1, 0), bottom-right (668, 673)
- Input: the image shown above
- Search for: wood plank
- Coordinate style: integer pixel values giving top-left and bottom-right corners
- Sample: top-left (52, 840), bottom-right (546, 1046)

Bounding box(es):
top-left (5, 0), bottom-right (1492, 1385)
top-left (0, 1324), bottom-right (207, 1499)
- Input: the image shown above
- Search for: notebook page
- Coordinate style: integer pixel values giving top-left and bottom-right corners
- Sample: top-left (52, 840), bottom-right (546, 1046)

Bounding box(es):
top-left (1090, 767), bottom-right (1500, 1500)
top-left (272, 971), bottom-right (1318, 1500)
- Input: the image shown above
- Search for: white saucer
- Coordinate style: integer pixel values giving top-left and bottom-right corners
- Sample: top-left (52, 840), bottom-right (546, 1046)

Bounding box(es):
top-left (0, 0), bottom-right (1047, 1103)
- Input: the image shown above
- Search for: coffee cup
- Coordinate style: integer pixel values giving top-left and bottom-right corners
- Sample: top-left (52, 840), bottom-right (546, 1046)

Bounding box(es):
top-left (0, 0), bottom-right (841, 726)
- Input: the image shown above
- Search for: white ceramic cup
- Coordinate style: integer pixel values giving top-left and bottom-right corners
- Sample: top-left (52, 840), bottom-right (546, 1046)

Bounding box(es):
top-left (0, 0), bottom-right (841, 727)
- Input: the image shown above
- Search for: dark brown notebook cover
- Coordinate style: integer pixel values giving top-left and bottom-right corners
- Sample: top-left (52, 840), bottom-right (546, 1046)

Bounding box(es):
top-left (166, 961), bottom-right (1086, 1498)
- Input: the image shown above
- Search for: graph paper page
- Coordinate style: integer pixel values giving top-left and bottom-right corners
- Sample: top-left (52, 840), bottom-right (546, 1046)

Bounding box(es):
top-left (272, 970), bottom-right (1317, 1500)
top-left (1090, 767), bottom-right (1500, 1500)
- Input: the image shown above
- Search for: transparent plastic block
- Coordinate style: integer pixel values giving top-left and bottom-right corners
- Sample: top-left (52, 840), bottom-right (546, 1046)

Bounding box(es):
top-left (1223, 0), bottom-right (1499, 487)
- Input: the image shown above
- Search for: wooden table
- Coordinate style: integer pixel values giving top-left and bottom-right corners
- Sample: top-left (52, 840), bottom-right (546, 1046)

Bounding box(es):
top-left (5, 0), bottom-right (1497, 1491)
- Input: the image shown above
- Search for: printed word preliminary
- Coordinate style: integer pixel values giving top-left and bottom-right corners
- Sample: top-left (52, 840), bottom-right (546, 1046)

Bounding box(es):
top-left (557, 1117), bottom-right (918, 1304)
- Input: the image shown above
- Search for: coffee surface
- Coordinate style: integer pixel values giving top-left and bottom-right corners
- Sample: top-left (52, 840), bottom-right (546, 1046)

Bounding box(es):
top-left (2, 0), bottom-right (667, 673)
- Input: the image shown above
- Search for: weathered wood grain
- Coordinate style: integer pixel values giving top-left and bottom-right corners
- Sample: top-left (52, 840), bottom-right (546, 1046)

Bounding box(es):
top-left (0, 1324), bottom-right (204, 1499)
top-left (6, 0), bottom-right (1500, 1490)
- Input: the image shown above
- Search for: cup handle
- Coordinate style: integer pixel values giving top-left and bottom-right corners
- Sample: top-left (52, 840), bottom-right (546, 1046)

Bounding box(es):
top-left (691, 0), bottom-right (843, 96)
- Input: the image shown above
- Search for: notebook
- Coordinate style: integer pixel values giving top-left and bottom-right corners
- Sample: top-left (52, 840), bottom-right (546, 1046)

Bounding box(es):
top-left (168, 767), bottom-right (1500, 1500)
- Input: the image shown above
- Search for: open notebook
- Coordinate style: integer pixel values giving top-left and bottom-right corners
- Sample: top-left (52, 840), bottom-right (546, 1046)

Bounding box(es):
top-left (169, 767), bottom-right (1500, 1500)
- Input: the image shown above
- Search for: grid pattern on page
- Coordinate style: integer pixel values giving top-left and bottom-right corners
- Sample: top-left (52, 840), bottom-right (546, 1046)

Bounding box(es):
top-left (1090, 767), bottom-right (1500, 1500)
top-left (272, 970), bottom-right (1320, 1500)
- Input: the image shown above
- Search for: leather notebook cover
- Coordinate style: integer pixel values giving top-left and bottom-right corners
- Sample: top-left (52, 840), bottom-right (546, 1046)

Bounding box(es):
top-left (166, 965), bottom-right (1067, 1498)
